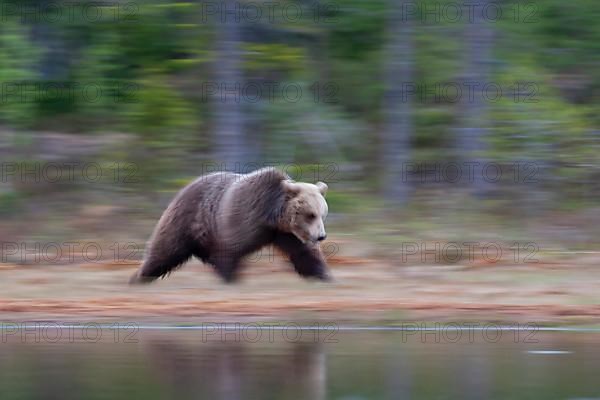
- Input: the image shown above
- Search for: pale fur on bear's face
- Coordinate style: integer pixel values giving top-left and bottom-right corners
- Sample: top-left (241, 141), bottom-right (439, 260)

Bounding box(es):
top-left (281, 181), bottom-right (328, 244)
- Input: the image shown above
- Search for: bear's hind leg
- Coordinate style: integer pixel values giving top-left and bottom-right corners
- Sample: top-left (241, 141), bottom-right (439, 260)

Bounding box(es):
top-left (215, 257), bottom-right (242, 283)
top-left (129, 242), bottom-right (193, 284)
top-left (209, 250), bottom-right (242, 283)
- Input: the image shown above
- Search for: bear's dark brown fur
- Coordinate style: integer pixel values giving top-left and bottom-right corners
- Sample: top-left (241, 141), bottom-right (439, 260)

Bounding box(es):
top-left (129, 168), bottom-right (330, 284)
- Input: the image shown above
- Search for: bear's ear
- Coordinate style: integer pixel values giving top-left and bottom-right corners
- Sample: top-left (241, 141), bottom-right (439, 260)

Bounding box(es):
top-left (282, 180), bottom-right (300, 196)
top-left (316, 181), bottom-right (328, 196)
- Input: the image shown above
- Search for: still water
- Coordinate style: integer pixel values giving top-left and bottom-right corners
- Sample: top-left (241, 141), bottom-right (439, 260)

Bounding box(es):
top-left (0, 325), bottom-right (599, 399)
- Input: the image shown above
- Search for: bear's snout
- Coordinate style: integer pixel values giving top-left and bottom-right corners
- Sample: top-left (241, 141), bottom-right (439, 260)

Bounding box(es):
top-left (317, 234), bottom-right (327, 241)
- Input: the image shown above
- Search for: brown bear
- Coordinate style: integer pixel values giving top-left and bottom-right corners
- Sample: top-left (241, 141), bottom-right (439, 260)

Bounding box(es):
top-left (129, 167), bottom-right (330, 284)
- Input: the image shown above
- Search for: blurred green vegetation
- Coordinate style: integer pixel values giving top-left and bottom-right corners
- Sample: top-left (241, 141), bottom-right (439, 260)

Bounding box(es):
top-left (0, 1), bottom-right (596, 152)
top-left (0, 0), bottom-right (599, 245)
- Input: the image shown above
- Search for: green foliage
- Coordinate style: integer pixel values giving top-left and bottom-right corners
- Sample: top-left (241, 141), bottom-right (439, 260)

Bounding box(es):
top-left (330, 55), bottom-right (384, 115)
top-left (414, 107), bottom-right (456, 149)
top-left (244, 43), bottom-right (307, 76)
top-left (500, 0), bottom-right (600, 99)
top-left (0, 21), bottom-right (41, 127)
top-left (262, 84), bottom-right (365, 163)
top-left (0, 190), bottom-right (21, 215)
top-left (328, 0), bottom-right (386, 59)
top-left (122, 74), bottom-right (198, 147)
top-left (323, 190), bottom-right (365, 213)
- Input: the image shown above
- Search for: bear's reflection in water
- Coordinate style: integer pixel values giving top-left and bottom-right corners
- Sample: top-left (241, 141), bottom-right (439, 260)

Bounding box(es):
top-left (142, 338), bottom-right (327, 400)
top-left (0, 335), bottom-right (329, 400)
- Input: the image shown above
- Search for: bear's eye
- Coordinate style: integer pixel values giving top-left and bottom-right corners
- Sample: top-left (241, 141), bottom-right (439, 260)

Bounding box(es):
top-left (306, 213), bottom-right (316, 221)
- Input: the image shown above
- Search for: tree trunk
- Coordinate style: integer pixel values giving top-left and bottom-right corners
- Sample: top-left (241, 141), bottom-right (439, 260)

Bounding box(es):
top-left (457, 0), bottom-right (494, 197)
top-left (213, 1), bottom-right (246, 171)
top-left (381, 0), bottom-right (414, 206)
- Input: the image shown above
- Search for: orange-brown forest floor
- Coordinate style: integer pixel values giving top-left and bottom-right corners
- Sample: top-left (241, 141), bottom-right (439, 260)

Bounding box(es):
top-left (1, 237), bottom-right (600, 326)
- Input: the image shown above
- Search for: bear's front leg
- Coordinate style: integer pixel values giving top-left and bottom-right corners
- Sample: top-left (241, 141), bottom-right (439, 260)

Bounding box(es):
top-left (273, 232), bottom-right (331, 281)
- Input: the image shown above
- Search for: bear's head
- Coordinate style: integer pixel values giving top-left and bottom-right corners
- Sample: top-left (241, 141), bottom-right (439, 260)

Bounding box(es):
top-left (280, 180), bottom-right (328, 244)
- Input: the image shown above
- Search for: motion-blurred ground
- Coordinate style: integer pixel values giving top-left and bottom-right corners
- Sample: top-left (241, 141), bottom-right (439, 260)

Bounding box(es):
top-left (2, 236), bottom-right (599, 325)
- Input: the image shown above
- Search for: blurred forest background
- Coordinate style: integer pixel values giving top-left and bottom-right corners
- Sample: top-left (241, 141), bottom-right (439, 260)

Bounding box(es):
top-left (1, 0), bottom-right (600, 256)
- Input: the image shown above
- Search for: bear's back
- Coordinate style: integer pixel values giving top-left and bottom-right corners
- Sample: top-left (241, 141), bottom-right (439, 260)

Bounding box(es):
top-left (156, 172), bottom-right (241, 248)
top-left (153, 168), bottom-right (288, 253)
